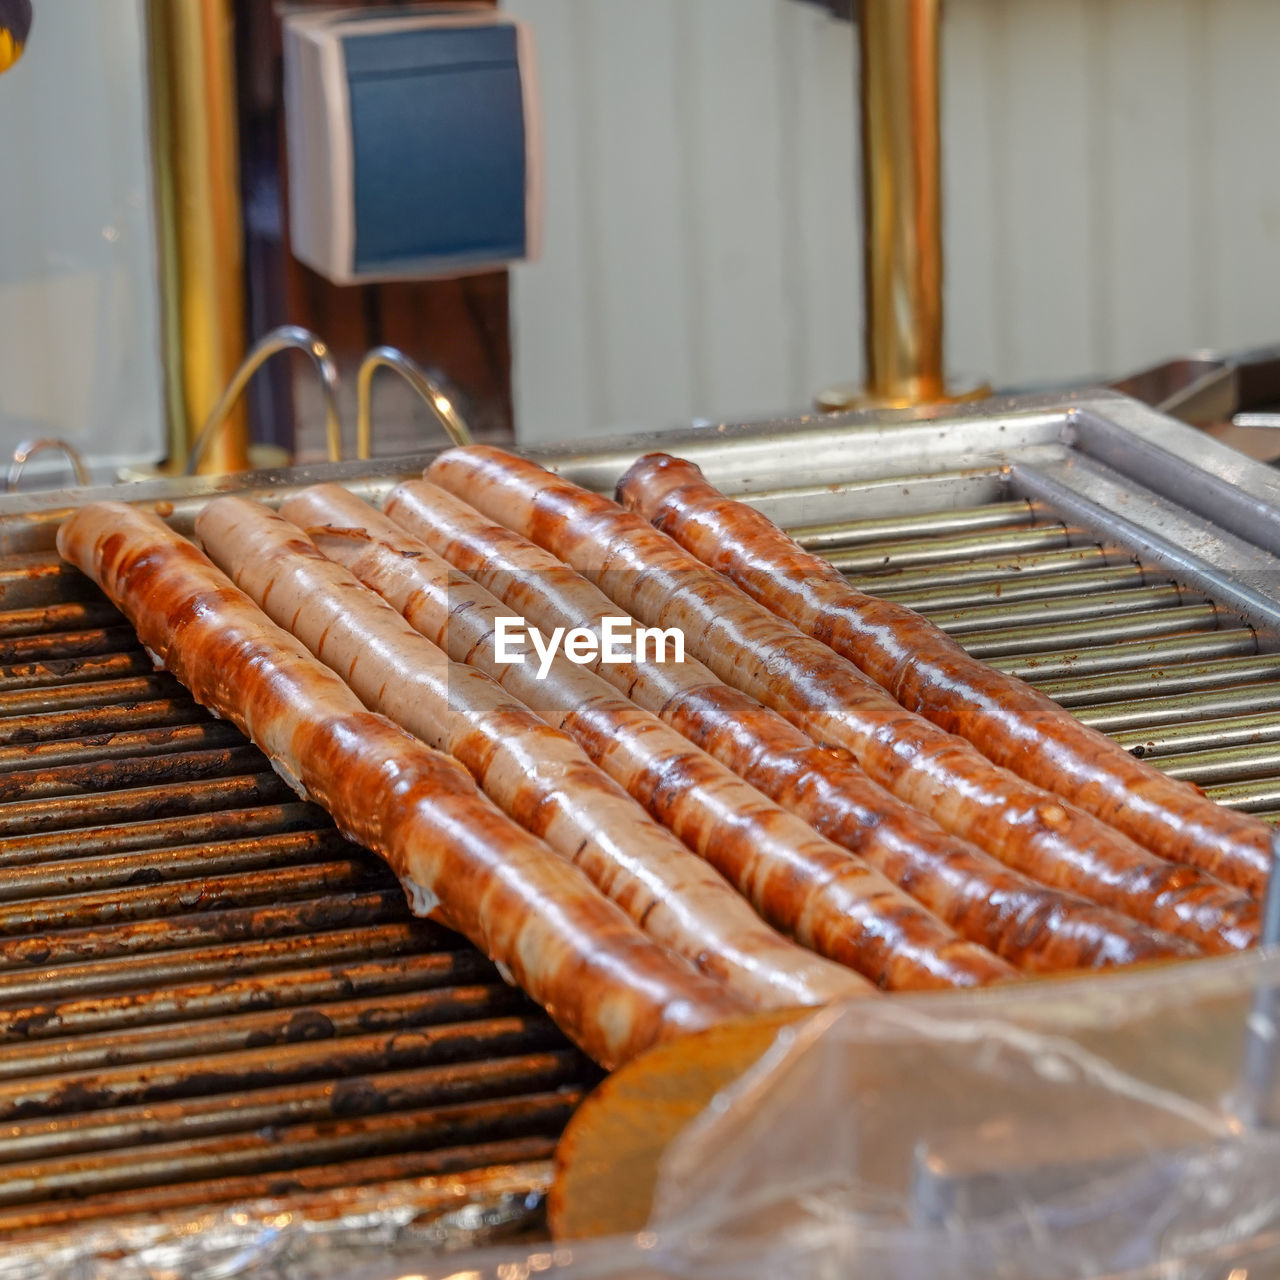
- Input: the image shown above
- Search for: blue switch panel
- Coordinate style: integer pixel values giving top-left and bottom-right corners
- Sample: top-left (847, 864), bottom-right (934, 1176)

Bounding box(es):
top-left (284, 6), bottom-right (540, 284)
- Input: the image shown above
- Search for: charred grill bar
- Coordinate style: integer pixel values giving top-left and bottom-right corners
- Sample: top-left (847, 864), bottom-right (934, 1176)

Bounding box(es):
top-left (0, 390), bottom-right (1279, 1244)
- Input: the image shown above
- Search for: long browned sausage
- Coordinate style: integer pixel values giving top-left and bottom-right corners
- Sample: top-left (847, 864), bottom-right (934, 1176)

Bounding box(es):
top-left (425, 446), bottom-right (1261, 952)
top-left (618, 452), bottom-right (1273, 896)
top-left (282, 484), bottom-right (1017, 991)
top-left (56, 501), bottom-right (746, 1068)
top-left (194, 494), bottom-right (867, 1009)
top-left (384, 477), bottom-right (1198, 971)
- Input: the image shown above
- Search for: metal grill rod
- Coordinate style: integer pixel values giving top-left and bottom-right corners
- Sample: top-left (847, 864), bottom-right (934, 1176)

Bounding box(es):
top-left (0, 1053), bottom-right (582, 1166)
top-left (851, 546), bottom-right (1123, 592)
top-left (0, 892), bottom-right (409, 973)
top-left (828, 524), bottom-right (1078, 574)
top-left (1111, 710), bottom-right (1280, 759)
top-left (926, 586), bottom-right (1193, 636)
top-left (1035, 654), bottom-right (1280, 706)
top-left (880, 564), bottom-right (1152, 612)
top-left (791, 500), bottom-right (1037, 551)
top-left (962, 604), bottom-right (1222, 661)
top-left (990, 630), bottom-right (1258, 681)
top-left (0, 803), bottom-right (326, 866)
top-left (0, 923), bottom-right (453, 1005)
top-left (1075, 683), bottom-right (1280, 733)
top-left (0, 1016), bottom-right (566, 1122)
top-left (0, 722), bottom-right (247, 774)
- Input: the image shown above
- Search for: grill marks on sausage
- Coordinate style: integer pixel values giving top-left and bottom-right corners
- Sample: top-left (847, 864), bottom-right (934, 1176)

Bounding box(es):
top-left (284, 485), bottom-right (1014, 992)
top-left (383, 478), bottom-right (1195, 974)
top-left (56, 502), bottom-right (746, 1069)
top-left (618, 452), bottom-right (1272, 897)
top-left (424, 446), bottom-right (1260, 956)
top-left (562, 696), bottom-right (1013, 990)
top-left (194, 494), bottom-right (867, 1010)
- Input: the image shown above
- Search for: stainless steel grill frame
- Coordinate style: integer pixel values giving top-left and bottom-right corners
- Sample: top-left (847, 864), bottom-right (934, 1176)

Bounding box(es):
top-left (2, 386), bottom-right (1280, 1257)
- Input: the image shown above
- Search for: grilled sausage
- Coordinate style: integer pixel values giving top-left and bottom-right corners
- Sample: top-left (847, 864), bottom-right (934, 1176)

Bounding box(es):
top-left (283, 484), bottom-right (1017, 991)
top-left (618, 452), bottom-right (1273, 897)
top-left (194, 495), bottom-right (867, 1009)
top-left (56, 501), bottom-right (746, 1068)
top-left (425, 446), bottom-right (1261, 953)
top-left (384, 477), bottom-right (1197, 972)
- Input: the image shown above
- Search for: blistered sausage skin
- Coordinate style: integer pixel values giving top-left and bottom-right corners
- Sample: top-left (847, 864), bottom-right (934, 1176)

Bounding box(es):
top-left (385, 478), bottom-right (1196, 972)
top-left (194, 495), bottom-right (866, 1009)
top-left (618, 453), bottom-right (1273, 897)
top-left (56, 501), bottom-right (746, 1069)
top-left (282, 484), bottom-right (1016, 991)
top-left (425, 447), bottom-right (1261, 954)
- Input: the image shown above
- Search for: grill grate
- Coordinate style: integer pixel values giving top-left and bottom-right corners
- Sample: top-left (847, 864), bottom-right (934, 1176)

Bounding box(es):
top-left (799, 487), bottom-right (1280, 819)
top-left (1, 471), bottom-right (1278, 1232)
top-left (0, 561), bottom-right (596, 1235)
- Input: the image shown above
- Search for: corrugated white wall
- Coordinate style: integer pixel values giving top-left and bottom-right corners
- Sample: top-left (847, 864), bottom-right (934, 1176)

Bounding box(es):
top-left (506, 0), bottom-right (1280, 443)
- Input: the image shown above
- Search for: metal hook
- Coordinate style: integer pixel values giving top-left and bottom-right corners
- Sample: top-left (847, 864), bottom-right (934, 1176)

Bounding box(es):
top-left (7, 439), bottom-right (91, 492)
top-left (355, 345), bottom-right (473, 462)
top-left (184, 326), bottom-right (343, 476)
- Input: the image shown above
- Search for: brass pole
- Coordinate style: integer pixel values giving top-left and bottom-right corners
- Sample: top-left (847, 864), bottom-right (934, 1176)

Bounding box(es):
top-left (861, 0), bottom-right (943, 404)
top-left (145, 0), bottom-right (250, 474)
top-left (817, 0), bottom-right (985, 413)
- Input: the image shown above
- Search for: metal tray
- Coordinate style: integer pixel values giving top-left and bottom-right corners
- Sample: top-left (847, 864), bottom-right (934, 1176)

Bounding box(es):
top-left (6, 387), bottom-right (1280, 638)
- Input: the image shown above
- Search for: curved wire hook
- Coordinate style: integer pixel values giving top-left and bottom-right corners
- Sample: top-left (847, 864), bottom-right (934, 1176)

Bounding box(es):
top-left (356, 345), bottom-right (473, 461)
top-left (8, 439), bottom-right (91, 492)
top-left (184, 326), bottom-right (343, 476)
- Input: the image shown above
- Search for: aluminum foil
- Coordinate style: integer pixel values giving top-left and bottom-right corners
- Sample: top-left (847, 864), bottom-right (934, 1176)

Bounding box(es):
top-left (0, 1162), bottom-right (552, 1280)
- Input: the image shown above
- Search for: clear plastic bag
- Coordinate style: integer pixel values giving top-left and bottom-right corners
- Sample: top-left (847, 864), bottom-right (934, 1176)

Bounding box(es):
top-left (648, 949), bottom-right (1280, 1280)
